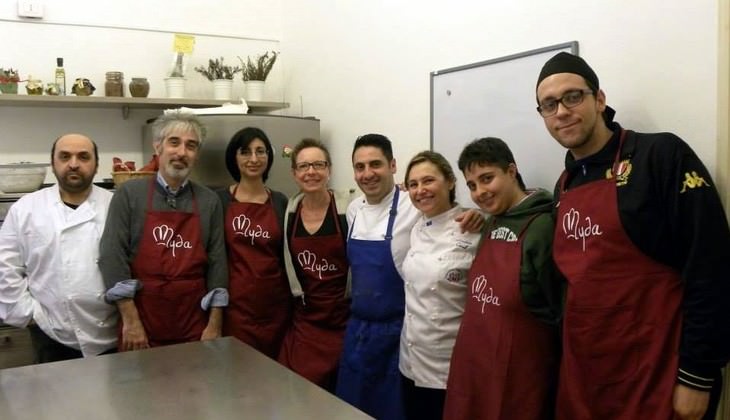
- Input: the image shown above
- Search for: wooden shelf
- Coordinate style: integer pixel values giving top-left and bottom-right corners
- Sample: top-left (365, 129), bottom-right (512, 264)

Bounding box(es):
top-left (0, 94), bottom-right (289, 118)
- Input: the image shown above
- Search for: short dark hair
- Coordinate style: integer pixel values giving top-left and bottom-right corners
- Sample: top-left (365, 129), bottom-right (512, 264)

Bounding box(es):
top-left (352, 133), bottom-right (393, 162)
top-left (405, 150), bottom-right (457, 204)
top-left (225, 127), bottom-right (275, 182)
top-left (458, 137), bottom-right (526, 191)
top-left (51, 135), bottom-right (100, 169)
top-left (290, 138), bottom-right (331, 168)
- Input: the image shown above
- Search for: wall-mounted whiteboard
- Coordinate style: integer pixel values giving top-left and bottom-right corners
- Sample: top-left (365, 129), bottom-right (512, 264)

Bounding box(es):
top-left (431, 41), bottom-right (578, 208)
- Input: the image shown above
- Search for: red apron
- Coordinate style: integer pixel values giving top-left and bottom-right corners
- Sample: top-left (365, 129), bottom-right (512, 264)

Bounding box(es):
top-left (444, 215), bottom-right (558, 420)
top-left (122, 179), bottom-right (208, 348)
top-left (553, 130), bottom-right (682, 419)
top-left (278, 194), bottom-right (350, 387)
top-left (223, 189), bottom-right (291, 359)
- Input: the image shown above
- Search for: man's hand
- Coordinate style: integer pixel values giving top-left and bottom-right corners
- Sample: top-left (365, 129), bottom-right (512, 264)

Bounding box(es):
top-left (455, 208), bottom-right (485, 233)
top-left (673, 383), bottom-right (710, 420)
top-left (201, 307), bottom-right (223, 341)
top-left (117, 299), bottom-right (149, 351)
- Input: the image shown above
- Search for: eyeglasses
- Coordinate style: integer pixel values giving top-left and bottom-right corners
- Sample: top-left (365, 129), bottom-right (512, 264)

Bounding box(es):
top-left (536, 89), bottom-right (594, 117)
top-left (294, 160), bottom-right (329, 173)
top-left (239, 148), bottom-right (268, 159)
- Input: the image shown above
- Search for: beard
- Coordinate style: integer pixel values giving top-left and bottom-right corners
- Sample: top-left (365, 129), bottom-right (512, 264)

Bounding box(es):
top-left (54, 169), bottom-right (94, 194)
top-left (162, 160), bottom-right (191, 182)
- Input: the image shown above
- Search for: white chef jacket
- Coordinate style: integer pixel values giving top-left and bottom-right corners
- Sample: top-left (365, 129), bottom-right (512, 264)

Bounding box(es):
top-left (0, 185), bottom-right (118, 356)
top-left (346, 187), bottom-right (420, 278)
top-left (399, 205), bottom-right (480, 388)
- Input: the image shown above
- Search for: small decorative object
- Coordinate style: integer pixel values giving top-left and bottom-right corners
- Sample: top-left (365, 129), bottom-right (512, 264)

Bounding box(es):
top-left (71, 78), bottom-right (95, 96)
top-left (104, 71), bottom-right (124, 97)
top-left (238, 51), bottom-right (278, 102)
top-left (0, 68), bottom-right (20, 94)
top-left (282, 145), bottom-right (293, 158)
top-left (129, 77), bottom-right (150, 98)
top-left (194, 57), bottom-right (241, 101)
top-left (25, 78), bottom-right (43, 95)
top-left (45, 82), bottom-right (60, 96)
top-left (165, 52), bottom-right (188, 98)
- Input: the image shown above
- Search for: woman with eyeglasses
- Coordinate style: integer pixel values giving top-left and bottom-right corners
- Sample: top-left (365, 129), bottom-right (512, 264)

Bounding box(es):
top-left (277, 138), bottom-right (352, 390)
top-left (217, 127), bottom-right (292, 359)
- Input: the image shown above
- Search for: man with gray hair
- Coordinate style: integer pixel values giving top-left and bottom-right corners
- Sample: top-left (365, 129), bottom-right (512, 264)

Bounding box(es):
top-left (99, 111), bottom-right (228, 351)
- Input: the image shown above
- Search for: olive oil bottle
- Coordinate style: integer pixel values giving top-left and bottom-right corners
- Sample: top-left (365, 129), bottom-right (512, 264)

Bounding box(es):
top-left (55, 57), bottom-right (66, 96)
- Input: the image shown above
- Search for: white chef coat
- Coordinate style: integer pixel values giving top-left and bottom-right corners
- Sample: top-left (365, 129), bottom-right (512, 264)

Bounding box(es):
top-left (399, 205), bottom-right (480, 389)
top-left (0, 185), bottom-right (118, 356)
top-left (346, 187), bottom-right (420, 278)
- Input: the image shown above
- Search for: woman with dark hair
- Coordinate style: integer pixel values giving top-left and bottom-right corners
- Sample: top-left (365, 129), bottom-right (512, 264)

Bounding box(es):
top-left (277, 138), bottom-right (352, 390)
top-left (217, 126), bottom-right (291, 358)
top-left (443, 137), bottom-right (562, 420)
top-left (398, 151), bottom-right (480, 420)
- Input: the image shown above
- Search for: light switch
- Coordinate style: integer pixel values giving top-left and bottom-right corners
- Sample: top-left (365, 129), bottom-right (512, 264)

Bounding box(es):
top-left (17, 0), bottom-right (44, 19)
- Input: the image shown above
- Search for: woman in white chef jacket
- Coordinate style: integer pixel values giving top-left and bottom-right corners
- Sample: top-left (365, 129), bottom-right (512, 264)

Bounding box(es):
top-left (398, 151), bottom-right (480, 420)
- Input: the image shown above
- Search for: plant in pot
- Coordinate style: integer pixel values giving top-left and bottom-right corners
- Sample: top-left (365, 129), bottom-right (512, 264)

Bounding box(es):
top-left (238, 51), bottom-right (278, 102)
top-left (194, 57), bottom-right (242, 101)
top-left (0, 68), bottom-right (21, 94)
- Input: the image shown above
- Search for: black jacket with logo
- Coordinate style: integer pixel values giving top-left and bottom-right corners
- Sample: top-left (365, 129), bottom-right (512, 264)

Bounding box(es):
top-left (555, 121), bottom-right (730, 391)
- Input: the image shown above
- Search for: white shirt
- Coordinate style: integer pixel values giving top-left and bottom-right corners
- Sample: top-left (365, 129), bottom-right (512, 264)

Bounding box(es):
top-left (0, 185), bottom-right (118, 356)
top-left (399, 205), bottom-right (480, 388)
top-left (347, 187), bottom-right (420, 278)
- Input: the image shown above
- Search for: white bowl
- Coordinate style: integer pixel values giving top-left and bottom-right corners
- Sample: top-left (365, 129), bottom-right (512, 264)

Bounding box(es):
top-left (0, 163), bottom-right (49, 193)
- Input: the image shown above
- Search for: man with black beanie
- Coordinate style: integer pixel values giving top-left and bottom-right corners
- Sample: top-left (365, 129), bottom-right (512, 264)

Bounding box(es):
top-left (535, 52), bottom-right (730, 420)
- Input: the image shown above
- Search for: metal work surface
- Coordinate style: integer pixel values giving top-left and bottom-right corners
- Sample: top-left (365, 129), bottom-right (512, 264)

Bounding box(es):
top-left (0, 337), bottom-right (372, 420)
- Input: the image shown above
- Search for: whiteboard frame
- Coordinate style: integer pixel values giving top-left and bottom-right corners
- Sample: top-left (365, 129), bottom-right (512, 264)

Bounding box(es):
top-left (430, 41), bottom-right (579, 208)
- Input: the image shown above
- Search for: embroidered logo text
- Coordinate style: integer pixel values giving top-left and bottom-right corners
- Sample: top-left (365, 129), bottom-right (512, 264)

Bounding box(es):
top-left (232, 213), bottom-right (271, 245)
top-left (152, 224), bottom-right (192, 258)
top-left (562, 208), bottom-right (602, 252)
top-left (471, 275), bottom-right (500, 314)
top-left (297, 250), bottom-right (338, 279)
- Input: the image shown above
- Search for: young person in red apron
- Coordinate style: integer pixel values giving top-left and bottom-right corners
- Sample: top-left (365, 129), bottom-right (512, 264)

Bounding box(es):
top-left (278, 140), bottom-right (351, 390)
top-left (444, 137), bottom-right (561, 420)
top-left (219, 127), bottom-right (291, 359)
top-left (536, 52), bottom-right (730, 420)
top-left (126, 178), bottom-right (209, 346)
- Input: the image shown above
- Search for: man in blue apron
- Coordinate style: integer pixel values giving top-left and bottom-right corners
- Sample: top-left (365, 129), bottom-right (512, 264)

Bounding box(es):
top-left (535, 52), bottom-right (730, 420)
top-left (336, 134), bottom-right (481, 420)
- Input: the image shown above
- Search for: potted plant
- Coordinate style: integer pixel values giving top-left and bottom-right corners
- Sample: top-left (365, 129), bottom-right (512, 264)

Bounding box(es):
top-left (0, 68), bottom-right (21, 94)
top-left (194, 57), bottom-right (242, 101)
top-left (238, 51), bottom-right (278, 101)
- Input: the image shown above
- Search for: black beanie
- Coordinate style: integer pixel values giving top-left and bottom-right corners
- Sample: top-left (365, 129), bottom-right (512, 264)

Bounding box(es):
top-left (536, 52), bottom-right (599, 90)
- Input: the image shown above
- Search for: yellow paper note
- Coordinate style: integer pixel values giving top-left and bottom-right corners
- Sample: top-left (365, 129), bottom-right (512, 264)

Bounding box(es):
top-left (173, 34), bottom-right (196, 54)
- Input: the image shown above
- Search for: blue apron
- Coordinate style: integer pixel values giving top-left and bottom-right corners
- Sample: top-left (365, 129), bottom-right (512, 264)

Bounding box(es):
top-left (336, 188), bottom-right (406, 420)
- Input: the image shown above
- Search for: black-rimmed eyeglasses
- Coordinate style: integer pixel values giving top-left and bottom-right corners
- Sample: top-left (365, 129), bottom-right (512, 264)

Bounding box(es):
top-left (536, 89), bottom-right (594, 117)
top-left (294, 161), bottom-right (329, 173)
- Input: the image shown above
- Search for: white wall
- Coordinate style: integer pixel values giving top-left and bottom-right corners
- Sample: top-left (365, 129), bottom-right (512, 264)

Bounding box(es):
top-left (280, 0), bottom-right (718, 192)
top-left (0, 0), bottom-right (719, 192)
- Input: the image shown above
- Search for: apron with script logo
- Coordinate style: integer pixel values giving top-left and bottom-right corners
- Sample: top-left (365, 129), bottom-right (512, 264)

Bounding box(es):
top-left (123, 179), bottom-right (208, 347)
top-left (553, 130), bottom-right (682, 419)
top-left (278, 193), bottom-right (350, 388)
top-left (444, 215), bottom-right (558, 420)
top-left (223, 188), bottom-right (292, 359)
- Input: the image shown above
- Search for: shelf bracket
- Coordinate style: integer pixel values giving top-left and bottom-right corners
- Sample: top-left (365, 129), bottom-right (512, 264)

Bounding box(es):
top-left (122, 105), bottom-right (130, 119)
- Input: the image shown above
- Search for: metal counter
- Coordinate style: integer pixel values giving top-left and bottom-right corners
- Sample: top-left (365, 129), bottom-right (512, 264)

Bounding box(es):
top-left (0, 337), bottom-right (373, 419)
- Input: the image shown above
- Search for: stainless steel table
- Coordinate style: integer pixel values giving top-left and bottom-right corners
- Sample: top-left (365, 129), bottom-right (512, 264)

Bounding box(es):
top-left (0, 337), bottom-right (373, 419)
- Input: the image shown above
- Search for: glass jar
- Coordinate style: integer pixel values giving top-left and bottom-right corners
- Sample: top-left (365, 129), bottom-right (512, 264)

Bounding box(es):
top-left (25, 79), bottom-right (43, 95)
top-left (129, 77), bottom-right (150, 98)
top-left (105, 71), bottom-right (124, 97)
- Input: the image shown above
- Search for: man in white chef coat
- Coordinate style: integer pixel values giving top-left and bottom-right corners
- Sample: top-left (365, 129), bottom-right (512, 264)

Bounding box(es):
top-left (0, 133), bottom-right (117, 363)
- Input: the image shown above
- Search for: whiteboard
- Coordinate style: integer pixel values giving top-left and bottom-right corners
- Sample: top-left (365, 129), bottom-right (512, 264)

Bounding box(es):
top-left (431, 41), bottom-right (578, 208)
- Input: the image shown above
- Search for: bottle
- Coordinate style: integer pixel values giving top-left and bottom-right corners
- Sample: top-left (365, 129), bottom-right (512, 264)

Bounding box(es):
top-left (104, 71), bottom-right (124, 97)
top-left (55, 58), bottom-right (66, 96)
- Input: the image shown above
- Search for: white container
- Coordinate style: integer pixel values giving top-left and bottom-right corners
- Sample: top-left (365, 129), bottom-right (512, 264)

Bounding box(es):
top-left (245, 80), bottom-right (265, 102)
top-left (0, 163), bottom-right (49, 193)
top-left (164, 77), bottom-right (186, 98)
top-left (212, 79), bottom-right (233, 101)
